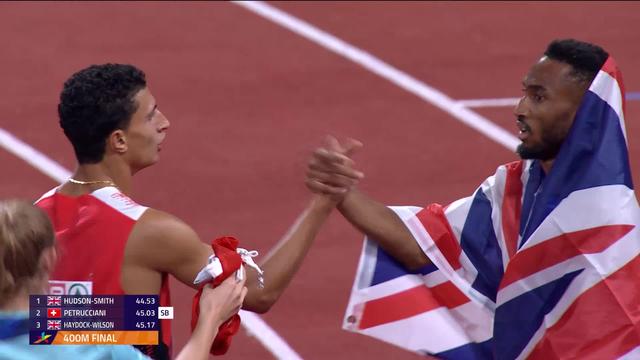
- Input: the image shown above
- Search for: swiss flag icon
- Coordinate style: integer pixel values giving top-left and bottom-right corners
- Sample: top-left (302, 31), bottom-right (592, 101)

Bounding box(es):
top-left (47, 308), bottom-right (61, 318)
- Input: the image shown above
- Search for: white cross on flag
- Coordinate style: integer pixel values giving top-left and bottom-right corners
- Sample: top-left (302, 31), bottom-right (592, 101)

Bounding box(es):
top-left (47, 308), bottom-right (61, 318)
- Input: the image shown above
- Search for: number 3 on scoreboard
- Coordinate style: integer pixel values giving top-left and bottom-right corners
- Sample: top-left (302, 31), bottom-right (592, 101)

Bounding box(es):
top-left (158, 307), bottom-right (173, 319)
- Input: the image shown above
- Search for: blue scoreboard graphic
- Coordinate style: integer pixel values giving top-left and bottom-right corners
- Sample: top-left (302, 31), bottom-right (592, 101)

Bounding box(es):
top-left (29, 295), bottom-right (172, 345)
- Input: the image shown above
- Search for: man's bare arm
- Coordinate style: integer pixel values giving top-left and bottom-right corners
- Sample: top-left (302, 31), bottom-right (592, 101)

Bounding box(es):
top-left (241, 195), bottom-right (334, 313)
top-left (126, 202), bottom-right (333, 314)
top-left (305, 137), bottom-right (430, 270)
top-left (125, 209), bottom-right (213, 292)
top-left (337, 189), bottom-right (429, 270)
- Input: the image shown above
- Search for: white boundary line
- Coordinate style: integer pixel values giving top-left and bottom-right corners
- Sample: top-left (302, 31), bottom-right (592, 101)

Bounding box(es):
top-left (456, 97), bottom-right (520, 108)
top-left (234, 1), bottom-right (519, 152)
top-left (0, 127), bottom-right (302, 360)
top-left (240, 311), bottom-right (303, 359)
top-left (457, 92), bottom-right (640, 108)
top-left (0, 128), bottom-right (72, 181)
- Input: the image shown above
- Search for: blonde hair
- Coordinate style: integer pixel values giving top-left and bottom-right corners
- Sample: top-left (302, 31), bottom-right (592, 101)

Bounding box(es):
top-left (0, 200), bottom-right (55, 304)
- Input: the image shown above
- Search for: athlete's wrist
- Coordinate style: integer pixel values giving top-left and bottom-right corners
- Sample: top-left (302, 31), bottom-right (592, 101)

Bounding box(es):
top-left (309, 194), bottom-right (337, 214)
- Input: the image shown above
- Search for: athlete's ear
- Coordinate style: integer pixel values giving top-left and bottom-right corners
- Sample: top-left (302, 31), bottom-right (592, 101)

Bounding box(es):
top-left (108, 130), bottom-right (128, 154)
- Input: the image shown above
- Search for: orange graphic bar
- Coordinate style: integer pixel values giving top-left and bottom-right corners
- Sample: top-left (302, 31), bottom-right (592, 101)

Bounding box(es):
top-left (51, 331), bottom-right (158, 345)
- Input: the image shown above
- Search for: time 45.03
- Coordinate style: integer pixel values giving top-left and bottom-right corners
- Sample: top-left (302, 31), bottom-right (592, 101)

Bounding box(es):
top-left (136, 309), bottom-right (156, 317)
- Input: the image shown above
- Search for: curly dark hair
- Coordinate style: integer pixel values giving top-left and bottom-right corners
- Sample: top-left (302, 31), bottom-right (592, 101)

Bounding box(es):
top-left (58, 64), bottom-right (147, 164)
top-left (544, 39), bottom-right (609, 84)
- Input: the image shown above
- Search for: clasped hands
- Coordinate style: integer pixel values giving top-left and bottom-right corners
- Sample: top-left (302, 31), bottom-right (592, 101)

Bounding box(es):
top-left (305, 136), bottom-right (364, 203)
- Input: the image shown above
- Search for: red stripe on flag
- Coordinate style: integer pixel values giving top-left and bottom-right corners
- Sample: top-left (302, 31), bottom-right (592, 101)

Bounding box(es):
top-left (601, 56), bottom-right (626, 116)
top-left (358, 281), bottom-right (470, 330)
top-left (499, 224), bottom-right (634, 290)
top-left (501, 161), bottom-right (523, 259)
top-left (527, 255), bottom-right (640, 360)
top-left (417, 204), bottom-right (462, 269)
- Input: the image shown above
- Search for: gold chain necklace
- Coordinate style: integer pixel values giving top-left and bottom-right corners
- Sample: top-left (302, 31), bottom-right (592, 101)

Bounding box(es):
top-left (68, 178), bottom-right (117, 187)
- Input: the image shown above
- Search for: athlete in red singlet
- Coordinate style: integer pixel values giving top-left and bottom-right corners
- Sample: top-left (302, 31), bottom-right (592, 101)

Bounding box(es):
top-left (36, 186), bottom-right (175, 358)
top-left (36, 64), bottom-right (351, 359)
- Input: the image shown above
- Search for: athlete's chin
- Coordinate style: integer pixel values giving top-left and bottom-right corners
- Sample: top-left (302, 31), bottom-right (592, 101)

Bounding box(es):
top-left (517, 142), bottom-right (546, 159)
top-left (148, 151), bottom-right (161, 164)
top-left (131, 158), bottom-right (159, 174)
top-left (516, 143), bottom-right (558, 161)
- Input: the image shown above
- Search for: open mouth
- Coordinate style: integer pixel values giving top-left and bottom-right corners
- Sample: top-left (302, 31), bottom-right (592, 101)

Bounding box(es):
top-left (517, 120), bottom-right (531, 140)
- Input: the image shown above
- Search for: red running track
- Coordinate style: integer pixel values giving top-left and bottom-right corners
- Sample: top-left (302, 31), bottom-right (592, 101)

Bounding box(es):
top-left (1, 2), bottom-right (638, 359)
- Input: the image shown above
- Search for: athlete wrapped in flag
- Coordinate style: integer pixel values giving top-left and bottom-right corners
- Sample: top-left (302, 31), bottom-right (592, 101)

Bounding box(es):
top-left (306, 39), bottom-right (639, 359)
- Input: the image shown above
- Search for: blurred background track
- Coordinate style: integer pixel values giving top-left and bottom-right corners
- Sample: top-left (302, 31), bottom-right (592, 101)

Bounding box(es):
top-left (1, 2), bottom-right (638, 359)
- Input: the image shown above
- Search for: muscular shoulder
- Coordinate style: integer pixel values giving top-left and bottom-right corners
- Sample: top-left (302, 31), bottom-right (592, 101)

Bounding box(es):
top-left (126, 208), bottom-right (211, 275)
top-left (133, 208), bottom-right (199, 244)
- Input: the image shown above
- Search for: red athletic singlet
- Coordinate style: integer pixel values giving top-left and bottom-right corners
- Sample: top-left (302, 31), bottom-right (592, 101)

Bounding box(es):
top-left (36, 186), bottom-right (172, 360)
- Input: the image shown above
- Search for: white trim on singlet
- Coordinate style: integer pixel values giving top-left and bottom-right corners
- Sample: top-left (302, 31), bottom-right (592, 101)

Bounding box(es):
top-left (90, 187), bottom-right (148, 221)
top-left (34, 186), bottom-right (60, 204)
top-left (35, 186), bottom-right (148, 221)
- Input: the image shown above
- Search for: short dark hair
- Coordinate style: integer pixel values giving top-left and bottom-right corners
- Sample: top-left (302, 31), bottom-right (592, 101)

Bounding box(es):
top-left (58, 64), bottom-right (147, 164)
top-left (544, 39), bottom-right (609, 84)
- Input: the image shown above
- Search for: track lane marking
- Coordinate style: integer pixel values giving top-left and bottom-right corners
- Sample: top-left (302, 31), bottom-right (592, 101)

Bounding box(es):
top-left (234, 1), bottom-right (519, 152)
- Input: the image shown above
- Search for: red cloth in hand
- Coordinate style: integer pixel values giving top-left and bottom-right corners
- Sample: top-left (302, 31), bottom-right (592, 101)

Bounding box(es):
top-left (191, 236), bottom-right (243, 355)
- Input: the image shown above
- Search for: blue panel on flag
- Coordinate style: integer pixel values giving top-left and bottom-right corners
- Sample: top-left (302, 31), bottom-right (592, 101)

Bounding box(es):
top-left (460, 189), bottom-right (503, 302)
top-left (494, 269), bottom-right (582, 360)
top-left (370, 245), bottom-right (437, 286)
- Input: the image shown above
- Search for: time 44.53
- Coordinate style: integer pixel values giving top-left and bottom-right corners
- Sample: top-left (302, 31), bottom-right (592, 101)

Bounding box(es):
top-left (135, 321), bottom-right (156, 329)
top-left (135, 297), bottom-right (156, 305)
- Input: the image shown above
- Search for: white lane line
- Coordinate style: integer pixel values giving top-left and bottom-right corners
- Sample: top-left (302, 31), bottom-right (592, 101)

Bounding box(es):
top-left (233, 1), bottom-right (519, 152)
top-left (457, 97), bottom-right (520, 108)
top-left (0, 126), bottom-right (302, 359)
top-left (240, 311), bottom-right (303, 360)
top-left (0, 127), bottom-right (71, 182)
top-left (457, 92), bottom-right (640, 108)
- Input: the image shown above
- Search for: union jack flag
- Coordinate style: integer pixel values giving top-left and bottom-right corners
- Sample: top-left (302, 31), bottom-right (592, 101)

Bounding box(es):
top-left (46, 320), bottom-right (61, 330)
top-left (344, 58), bottom-right (640, 359)
top-left (46, 295), bottom-right (61, 306)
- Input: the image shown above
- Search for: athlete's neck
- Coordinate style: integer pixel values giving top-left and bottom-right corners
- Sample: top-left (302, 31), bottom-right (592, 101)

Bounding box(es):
top-left (63, 160), bottom-right (133, 196)
top-left (540, 158), bottom-right (554, 174)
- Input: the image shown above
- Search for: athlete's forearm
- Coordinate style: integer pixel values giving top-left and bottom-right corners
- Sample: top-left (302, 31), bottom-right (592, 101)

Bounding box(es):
top-left (338, 189), bottom-right (430, 270)
top-left (242, 195), bottom-right (333, 313)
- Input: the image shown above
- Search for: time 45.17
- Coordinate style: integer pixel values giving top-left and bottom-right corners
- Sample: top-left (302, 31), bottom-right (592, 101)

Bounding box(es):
top-left (135, 322), bottom-right (156, 329)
